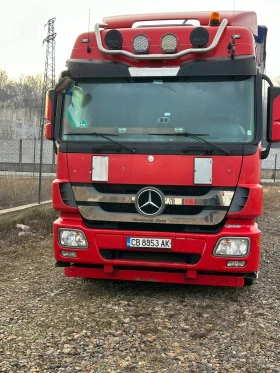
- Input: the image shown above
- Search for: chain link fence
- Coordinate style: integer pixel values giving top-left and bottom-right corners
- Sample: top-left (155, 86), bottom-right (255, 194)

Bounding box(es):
top-left (0, 139), bottom-right (55, 210)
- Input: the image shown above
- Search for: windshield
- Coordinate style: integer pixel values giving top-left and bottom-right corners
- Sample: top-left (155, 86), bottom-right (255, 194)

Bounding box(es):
top-left (61, 76), bottom-right (254, 144)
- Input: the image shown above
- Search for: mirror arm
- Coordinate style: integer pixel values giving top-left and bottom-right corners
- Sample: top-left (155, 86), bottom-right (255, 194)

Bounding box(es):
top-left (261, 74), bottom-right (273, 159)
top-left (262, 74), bottom-right (273, 87)
top-left (53, 140), bottom-right (58, 155)
top-left (55, 77), bottom-right (76, 94)
top-left (261, 141), bottom-right (271, 160)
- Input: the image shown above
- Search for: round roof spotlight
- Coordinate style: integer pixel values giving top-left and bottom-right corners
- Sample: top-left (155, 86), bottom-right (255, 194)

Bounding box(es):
top-left (190, 27), bottom-right (210, 47)
top-left (133, 34), bottom-right (150, 54)
top-left (104, 29), bottom-right (123, 50)
top-left (161, 33), bottom-right (178, 54)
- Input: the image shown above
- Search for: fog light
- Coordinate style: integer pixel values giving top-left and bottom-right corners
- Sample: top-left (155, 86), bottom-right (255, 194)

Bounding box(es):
top-left (190, 27), bottom-right (209, 47)
top-left (61, 250), bottom-right (77, 258)
top-left (104, 29), bottom-right (123, 50)
top-left (161, 33), bottom-right (178, 53)
top-left (227, 260), bottom-right (246, 267)
top-left (213, 237), bottom-right (250, 257)
top-left (133, 34), bottom-right (150, 54)
top-left (59, 229), bottom-right (88, 248)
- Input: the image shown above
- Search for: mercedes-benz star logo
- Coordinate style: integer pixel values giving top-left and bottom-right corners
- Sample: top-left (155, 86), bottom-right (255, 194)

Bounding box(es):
top-left (135, 187), bottom-right (165, 217)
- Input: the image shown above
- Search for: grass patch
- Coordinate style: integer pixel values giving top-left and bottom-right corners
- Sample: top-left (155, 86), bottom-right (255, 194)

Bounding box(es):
top-left (0, 176), bottom-right (53, 209)
top-left (0, 208), bottom-right (57, 235)
top-left (263, 185), bottom-right (280, 212)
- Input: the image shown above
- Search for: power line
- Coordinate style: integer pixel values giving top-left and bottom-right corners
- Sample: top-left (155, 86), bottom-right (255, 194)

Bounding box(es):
top-left (38, 17), bottom-right (56, 203)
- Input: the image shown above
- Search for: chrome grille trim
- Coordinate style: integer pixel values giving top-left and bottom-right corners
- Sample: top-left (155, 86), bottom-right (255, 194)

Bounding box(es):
top-left (71, 185), bottom-right (234, 226)
top-left (79, 205), bottom-right (226, 225)
top-left (72, 186), bottom-right (234, 207)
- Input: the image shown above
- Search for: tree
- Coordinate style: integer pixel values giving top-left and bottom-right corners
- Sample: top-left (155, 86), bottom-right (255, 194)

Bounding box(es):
top-left (0, 70), bottom-right (43, 108)
top-left (0, 69), bottom-right (17, 103)
top-left (16, 74), bottom-right (43, 108)
top-left (0, 69), bottom-right (8, 87)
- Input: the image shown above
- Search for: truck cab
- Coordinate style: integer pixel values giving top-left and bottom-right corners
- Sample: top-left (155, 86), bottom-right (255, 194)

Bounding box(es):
top-left (46, 11), bottom-right (280, 286)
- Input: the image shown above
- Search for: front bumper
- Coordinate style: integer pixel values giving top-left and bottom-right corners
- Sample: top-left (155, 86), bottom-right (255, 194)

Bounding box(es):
top-left (53, 217), bottom-right (261, 287)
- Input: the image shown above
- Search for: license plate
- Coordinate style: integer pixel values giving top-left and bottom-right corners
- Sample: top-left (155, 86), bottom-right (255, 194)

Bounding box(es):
top-left (126, 237), bottom-right (172, 249)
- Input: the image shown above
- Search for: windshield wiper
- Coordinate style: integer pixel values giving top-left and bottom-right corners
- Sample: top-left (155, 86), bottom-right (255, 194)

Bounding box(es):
top-left (64, 130), bottom-right (136, 153)
top-left (149, 132), bottom-right (230, 155)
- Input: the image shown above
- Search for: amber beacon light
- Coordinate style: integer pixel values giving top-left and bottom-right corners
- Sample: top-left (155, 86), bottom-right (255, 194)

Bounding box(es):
top-left (209, 12), bottom-right (221, 26)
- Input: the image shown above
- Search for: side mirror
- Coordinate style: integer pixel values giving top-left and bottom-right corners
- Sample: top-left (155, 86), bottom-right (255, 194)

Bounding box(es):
top-left (44, 77), bottom-right (75, 141)
top-left (267, 86), bottom-right (280, 142)
top-left (45, 88), bottom-right (56, 140)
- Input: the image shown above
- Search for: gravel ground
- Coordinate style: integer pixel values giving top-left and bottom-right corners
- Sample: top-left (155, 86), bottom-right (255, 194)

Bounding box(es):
top-left (0, 186), bottom-right (280, 373)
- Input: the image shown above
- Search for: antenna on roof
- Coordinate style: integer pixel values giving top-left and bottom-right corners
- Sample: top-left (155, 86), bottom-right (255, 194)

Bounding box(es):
top-left (87, 9), bottom-right (91, 53)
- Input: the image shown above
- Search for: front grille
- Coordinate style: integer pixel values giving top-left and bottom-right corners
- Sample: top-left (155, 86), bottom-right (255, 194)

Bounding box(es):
top-left (93, 183), bottom-right (211, 196)
top-left (71, 183), bottom-right (235, 227)
top-left (98, 202), bottom-right (204, 215)
top-left (83, 218), bottom-right (224, 233)
top-left (100, 249), bottom-right (201, 264)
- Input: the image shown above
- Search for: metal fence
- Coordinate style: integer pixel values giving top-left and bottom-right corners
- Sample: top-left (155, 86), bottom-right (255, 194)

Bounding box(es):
top-left (0, 139), bottom-right (55, 173)
top-left (1, 139), bottom-right (279, 172)
top-left (261, 148), bottom-right (280, 181)
top-left (0, 139), bottom-right (55, 210)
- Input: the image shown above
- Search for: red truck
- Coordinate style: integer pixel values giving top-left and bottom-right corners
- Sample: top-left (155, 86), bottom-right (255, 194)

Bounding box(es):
top-left (45, 11), bottom-right (280, 287)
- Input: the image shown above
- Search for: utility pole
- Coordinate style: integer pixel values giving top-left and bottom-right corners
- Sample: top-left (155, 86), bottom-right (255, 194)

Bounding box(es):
top-left (38, 17), bottom-right (56, 203)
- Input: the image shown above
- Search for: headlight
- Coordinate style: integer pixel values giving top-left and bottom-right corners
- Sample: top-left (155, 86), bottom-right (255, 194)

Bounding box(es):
top-left (59, 229), bottom-right (88, 248)
top-left (213, 237), bottom-right (250, 257)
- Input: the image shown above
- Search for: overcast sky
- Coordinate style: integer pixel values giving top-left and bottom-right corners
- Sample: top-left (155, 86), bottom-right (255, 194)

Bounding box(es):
top-left (1, 0), bottom-right (280, 79)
